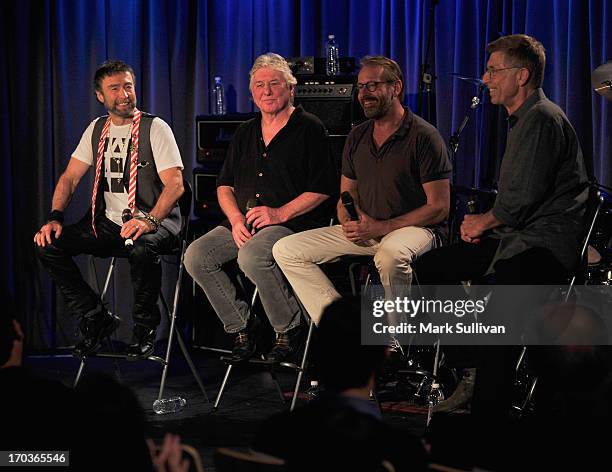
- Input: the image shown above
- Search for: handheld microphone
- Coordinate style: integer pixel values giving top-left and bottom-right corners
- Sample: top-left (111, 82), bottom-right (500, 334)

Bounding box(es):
top-left (467, 196), bottom-right (478, 215)
top-left (245, 198), bottom-right (259, 232)
top-left (340, 192), bottom-right (359, 221)
top-left (121, 209), bottom-right (134, 247)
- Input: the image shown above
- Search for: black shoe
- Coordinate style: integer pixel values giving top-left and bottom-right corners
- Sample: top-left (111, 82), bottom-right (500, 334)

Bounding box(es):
top-left (231, 315), bottom-right (260, 362)
top-left (73, 308), bottom-right (120, 358)
top-left (127, 327), bottom-right (156, 360)
top-left (266, 324), bottom-right (304, 364)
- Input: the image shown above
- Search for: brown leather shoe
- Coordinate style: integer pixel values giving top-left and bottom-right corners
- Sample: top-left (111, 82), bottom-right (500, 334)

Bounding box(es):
top-left (265, 324), bottom-right (304, 364)
top-left (231, 315), bottom-right (261, 362)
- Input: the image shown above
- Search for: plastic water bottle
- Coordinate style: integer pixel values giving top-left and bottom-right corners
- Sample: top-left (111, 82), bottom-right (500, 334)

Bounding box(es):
top-left (153, 396), bottom-right (186, 415)
top-left (325, 34), bottom-right (340, 76)
top-left (211, 76), bottom-right (226, 115)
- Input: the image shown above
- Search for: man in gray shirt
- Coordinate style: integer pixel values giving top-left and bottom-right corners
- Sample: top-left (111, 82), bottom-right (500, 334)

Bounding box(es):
top-left (413, 34), bottom-right (588, 439)
top-left (416, 35), bottom-right (587, 284)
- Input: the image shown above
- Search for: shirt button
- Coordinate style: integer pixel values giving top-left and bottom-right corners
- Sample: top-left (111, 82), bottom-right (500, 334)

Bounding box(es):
top-left (258, 172), bottom-right (263, 177)
top-left (255, 193), bottom-right (260, 198)
top-left (262, 152), bottom-right (267, 158)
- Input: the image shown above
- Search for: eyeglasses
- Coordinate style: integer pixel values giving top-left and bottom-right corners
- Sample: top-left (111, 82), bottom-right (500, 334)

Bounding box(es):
top-left (484, 66), bottom-right (523, 80)
top-left (356, 80), bottom-right (395, 92)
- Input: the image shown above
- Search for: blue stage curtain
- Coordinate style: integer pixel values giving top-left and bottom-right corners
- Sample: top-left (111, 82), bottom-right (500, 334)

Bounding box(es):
top-left (2, 0), bottom-right (610, 348)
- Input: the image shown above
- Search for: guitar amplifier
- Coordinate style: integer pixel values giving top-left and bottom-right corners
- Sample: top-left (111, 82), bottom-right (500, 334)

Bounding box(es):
top-left (294, 76), bottom-right (365, 135)
top-left (193, 164), bottom-right (224, 218)
top-left (196, 113), bottom-right (256, 163)
top-left (287, 56), bottom-right (358, 76)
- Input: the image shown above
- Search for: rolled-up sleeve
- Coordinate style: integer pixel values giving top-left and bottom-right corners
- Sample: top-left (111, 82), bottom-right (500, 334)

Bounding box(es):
top-left (417, 129), bottom-right (452, 184)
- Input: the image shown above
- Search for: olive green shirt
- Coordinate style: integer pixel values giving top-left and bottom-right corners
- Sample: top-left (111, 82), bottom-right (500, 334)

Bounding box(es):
top-left (488, 89), bottom-right (588, 273)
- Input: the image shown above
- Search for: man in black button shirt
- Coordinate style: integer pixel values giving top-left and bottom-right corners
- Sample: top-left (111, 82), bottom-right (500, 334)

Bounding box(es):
top-left (274, 56), bottom-right (451, 327)
top-left (412, 35), bottom-right (588, 450)
top-left (185, 53), bottom-right (336, 363)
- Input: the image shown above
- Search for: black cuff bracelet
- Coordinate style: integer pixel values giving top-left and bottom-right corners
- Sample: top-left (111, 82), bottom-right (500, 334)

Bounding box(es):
top-left (139, 213), bottom-right (160, 232)
top-left (143, 213), bottom-right (161, 230)
top-left (47, 210), bottom-right (65, 224)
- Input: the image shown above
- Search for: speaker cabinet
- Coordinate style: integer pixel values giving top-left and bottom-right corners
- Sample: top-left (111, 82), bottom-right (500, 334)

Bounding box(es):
top-left (193, 164), bottom-right (223, 218)
top-left (294, 77), bottom-right (365, 135)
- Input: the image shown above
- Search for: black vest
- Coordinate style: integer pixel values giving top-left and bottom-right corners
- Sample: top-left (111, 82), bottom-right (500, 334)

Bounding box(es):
top-left (90, 113), bottom-right (181, 235)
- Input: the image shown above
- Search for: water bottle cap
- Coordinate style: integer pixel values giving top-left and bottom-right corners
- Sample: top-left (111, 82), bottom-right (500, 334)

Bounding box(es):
top-left (328, 34), bottom-right (335, 39)
top-left (214, 76), bottom-right (222, 83)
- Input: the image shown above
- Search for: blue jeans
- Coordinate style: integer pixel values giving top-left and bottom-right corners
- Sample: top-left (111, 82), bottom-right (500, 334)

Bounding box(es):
top-left (184, 225), bottom-right (302, 334)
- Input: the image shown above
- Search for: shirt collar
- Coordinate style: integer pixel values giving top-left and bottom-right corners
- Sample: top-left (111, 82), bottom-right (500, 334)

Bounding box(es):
top-left (508, 88), bottom-right (546, 128)
top-left (366, 106), bottom-right (413, 139)
top-left (256, 104), bottom-right (303, 126)
top-left (394, 106), bottom-right (413, 137)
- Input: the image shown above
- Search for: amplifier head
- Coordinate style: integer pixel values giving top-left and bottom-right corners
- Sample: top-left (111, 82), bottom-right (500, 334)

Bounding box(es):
top-left (287, 57), bottom-right (357, 76)
top-left (196, 113), bottom-right (256, 163)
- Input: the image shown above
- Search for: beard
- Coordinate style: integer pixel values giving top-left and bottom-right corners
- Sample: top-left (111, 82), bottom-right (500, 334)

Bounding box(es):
top-left (107, 98), bottom-right (137, 118)
top-left (360, 94), bottom-right (392, 119)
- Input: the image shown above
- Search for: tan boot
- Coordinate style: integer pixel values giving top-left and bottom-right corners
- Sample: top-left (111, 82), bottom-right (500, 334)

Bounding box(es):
top-left (432, 368), bottom-right (476, 413)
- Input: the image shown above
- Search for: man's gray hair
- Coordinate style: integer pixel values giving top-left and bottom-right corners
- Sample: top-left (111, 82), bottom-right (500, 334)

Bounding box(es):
top-left (249, 53), bottom-right (298, 92)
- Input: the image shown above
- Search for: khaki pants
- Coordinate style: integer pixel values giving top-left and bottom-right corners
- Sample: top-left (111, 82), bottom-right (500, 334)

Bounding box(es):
top-left (273, 224), bottom-right (436, 324)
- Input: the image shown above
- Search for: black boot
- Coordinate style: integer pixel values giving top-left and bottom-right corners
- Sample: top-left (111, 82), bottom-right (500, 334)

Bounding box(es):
top-left (266, 324), bottom-right (304, 364)
top-left (231, 315), bottom-right (261, 362)
top-left (73, 307), bottom-right (120, 358)
top-left (127, 325), bottom-right (156, 360)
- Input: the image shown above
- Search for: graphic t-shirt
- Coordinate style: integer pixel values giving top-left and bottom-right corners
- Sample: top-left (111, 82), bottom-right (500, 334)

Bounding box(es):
top-left (72, 117), bottom-right (183, 226)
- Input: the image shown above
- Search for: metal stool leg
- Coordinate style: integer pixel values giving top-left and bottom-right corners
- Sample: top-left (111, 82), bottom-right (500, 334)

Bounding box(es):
top-left (157, 250), bottom-right (183, 402)
top-left (73, 358), bottom-right (86, 387)
top-left (426, 340), bottom-right (442, 426)
top-left (74, 257), bottom-right (121, 387)
top-left (213, 364), bottom-right (234, 411)
top-left (99, 257), bottom-right (117, 300)
top-left (174, 328), bottom-right (208, 402)
top-left (157, 241), bottom-right (208, 403)
top-left (512, 346), bottom-right (538, 416)
top-left (521, 377), bottom-right (538, 412)
top-left (212, 287), bottom-right (259, 411)
top-left (290, 320), bottom-right (315, 411)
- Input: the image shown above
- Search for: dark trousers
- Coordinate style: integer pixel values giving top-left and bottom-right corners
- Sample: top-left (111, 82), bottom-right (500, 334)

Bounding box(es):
top-left (37, 214), bottom-right (177, 330)
top-left (413, 238), bottom-right (569, 422)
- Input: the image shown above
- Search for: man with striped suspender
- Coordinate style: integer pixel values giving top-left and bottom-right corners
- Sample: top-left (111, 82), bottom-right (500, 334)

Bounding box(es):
top-left (34, 60), bottom-right (184, 360)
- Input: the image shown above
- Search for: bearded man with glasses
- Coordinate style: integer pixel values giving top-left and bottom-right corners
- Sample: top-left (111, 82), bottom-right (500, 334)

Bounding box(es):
top-left (274, 56), bottom-right (451, 341)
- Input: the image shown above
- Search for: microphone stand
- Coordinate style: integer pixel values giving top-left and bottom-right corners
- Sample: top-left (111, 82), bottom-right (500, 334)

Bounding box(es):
top-left (417, 0), bottom-right (438, 124)
top-left (448, 86), bottom-right (485, 242)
